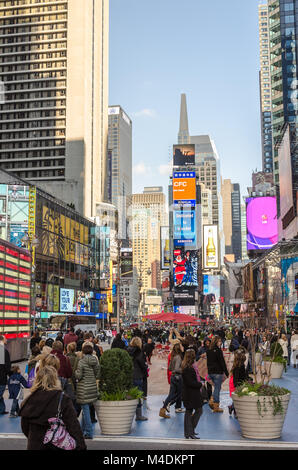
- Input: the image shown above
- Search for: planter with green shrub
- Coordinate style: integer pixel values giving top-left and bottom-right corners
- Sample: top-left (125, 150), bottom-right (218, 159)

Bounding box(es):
top-left (263, 342), bottom-right (287, 379)
top-left (94, 348), bottom-right (142, 435)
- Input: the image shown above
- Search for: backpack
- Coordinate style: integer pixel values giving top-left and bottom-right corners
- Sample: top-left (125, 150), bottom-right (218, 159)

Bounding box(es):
top-left (27, 363), bottom-right (38, 388)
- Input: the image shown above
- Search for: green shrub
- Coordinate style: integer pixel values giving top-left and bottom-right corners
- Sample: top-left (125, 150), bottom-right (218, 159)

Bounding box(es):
top-left (270, 342), bottom-right (283, 359)
top-left (99, 348), bottom-right (133, 397)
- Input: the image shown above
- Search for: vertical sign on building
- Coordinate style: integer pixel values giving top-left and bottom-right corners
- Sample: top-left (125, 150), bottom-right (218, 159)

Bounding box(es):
top-left (28, 186), bottom-right (36, 264)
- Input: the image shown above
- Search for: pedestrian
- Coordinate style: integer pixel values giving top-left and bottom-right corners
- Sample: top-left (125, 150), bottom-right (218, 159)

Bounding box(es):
top-left (106, 328), bottom-right (113, 345)
top-left (127, 336), bottom-right (148, 421)
top-left (196, 338), bottom-right (211, 360)
top-left (159, 342), bottom-right (184, 418)
top-left (19, 359), bottom-right (86, 451)
top-left (51, 340), bottom-right (72, 382)
top-left (181, 349), bottom-right (203, 440)
top-left (75, 344), bottom-right (100, 439)
top-left (64, 327), bottom-right (78, 348)
top-left (29, 330), bottom-right (41, 351)
top-left (7, 365), bottom-right (29, 417)
top-left (111, 333), bottom-right (126, 349)
top-left (144, 338), bottom-right (155, 365)
top-left (278, 334), bottom-right (289, 362)
top-left (0, 335), bottom-right (11, 415)
top-left (228, 349), bottom-right (249, 418)
top-left (206, 335), bottom-right (229, 412)
top-left (290, 330), bottom-right (298, 368)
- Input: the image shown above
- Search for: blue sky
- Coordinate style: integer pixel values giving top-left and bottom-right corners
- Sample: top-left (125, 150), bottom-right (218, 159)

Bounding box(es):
top-left (109, 0), bottom-right (262, 199)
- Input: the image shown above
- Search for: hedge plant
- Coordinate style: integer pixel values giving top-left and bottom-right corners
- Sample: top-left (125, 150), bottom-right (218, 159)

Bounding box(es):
top-left (98, 348), bottom-right (135, 400)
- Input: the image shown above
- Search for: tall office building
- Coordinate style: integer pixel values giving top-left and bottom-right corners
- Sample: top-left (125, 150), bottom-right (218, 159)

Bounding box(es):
top-left (222, 179), bottom-right (242, 262)
top-left (131, 187), bottom-right (167, 294)
top-left (178, 93), bottom-right (190, 145)
top-left (108, 105), bottom-right (132, 241)
top-left (268, 0), bottom-right (298, 211)
top-left (0, 0), bottom-right (109, 218)
top-left (258, 1), bottom-right (273, 173)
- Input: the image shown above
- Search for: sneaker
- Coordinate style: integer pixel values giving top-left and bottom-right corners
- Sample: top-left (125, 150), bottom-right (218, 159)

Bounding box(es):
top-left (9, 413), bottom-right (18, 418)
top-left (165, 403), bottom-right (170, 413)
top-left (175, 408), bottom-right (185, 413)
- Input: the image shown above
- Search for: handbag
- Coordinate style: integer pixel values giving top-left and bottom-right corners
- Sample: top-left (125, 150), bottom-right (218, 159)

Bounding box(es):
top-left (16, 385), bottom-right (24, 401)
top-left (43, 392), bottom-right (76, 451)
top-left (200, 383), bottom-right (209, 404)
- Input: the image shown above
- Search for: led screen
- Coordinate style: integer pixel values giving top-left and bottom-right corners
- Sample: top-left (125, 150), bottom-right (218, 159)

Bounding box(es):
top-left (174, 207), bottom-right (196, 245)
top-left (246, 197), bottom-right (278, 251)
top-left (173, 248), bottom-right (198, 288)
top-left (173, 171), bottom-right (196, 204)
top-left (173, 144), bottom-right (195, 167)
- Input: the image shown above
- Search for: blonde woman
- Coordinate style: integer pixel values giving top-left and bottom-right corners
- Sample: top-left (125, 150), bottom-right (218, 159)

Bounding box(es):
top-left (19, 357), bottom-right (86, 451)
top-left (278, 334), bottom-right (288, 361)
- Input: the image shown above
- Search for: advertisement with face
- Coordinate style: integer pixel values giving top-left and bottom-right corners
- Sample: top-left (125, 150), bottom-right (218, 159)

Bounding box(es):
top-left (173, 171), bottom-right (196, 205)
top-left (224, 261), bottom-right (243, 304)
top-left (76, 291), bottom-right (91, 313)
top-left (173, 248), bottom-right (198, 288)
top-left (173, 144), bottom-right (195, 167)
top-left (203, 225), bottom-right (219, 269)
top-left (174, 207), bottom-right (196, 246)
top-left (246, 197), bottom-right (278, 251)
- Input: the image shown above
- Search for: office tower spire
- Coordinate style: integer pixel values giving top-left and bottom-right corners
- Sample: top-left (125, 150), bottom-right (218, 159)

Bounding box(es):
top-left (178, 94), bottom-right (190, 144)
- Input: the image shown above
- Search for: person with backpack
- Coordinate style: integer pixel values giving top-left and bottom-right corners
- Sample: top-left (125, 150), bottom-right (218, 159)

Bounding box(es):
top-left (159, 342), bottom-right (184, 419)
top-left (19, 357), bottom-right (86, 451)
top-left (8, 365), bottom-right (29, 417)
top-left (229, 333), bottom-right (240, 353)
top-left (228, 349), bottom-right (249, 418)
top-left (0, 335), bottom-right (11, 415)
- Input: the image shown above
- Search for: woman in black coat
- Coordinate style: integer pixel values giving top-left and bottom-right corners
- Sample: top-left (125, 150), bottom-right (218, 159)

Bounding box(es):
top-left (182, 349), bottom-right (203, 440)
top-left (127, 336), bottom-right (148, 421)
top-left (20, 361), bottom-right (86, 451)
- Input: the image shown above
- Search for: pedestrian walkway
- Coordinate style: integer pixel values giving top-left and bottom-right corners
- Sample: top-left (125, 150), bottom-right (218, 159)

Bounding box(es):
top-left (0, 366), bottom-right (298, 444)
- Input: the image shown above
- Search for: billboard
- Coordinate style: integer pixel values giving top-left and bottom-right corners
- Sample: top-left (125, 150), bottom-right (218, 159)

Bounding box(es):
top-left (246, 197), bottom-right (278, 251)
top-left (173, 207), bottom-right (196, 245)
top-left (203, 225), bottom-right (219, 269)
top-left (173, 248), bottom-right (198, 288)
top-left (242, 262), bottom-right (254, 302)
top-left (278, 126), bottom-right (294, 224)
top-left (224, 261), bottom-right (243, 304)
top-left (281, 257), bottom-right (298, 314)
top-left (203, 275), bottom-right (221, 303)
top-left (160, 226), bottom-right (170, 269)
top-left (173, 144), bottom-right (195, 167)
top-left (173, 171), bottom-right (196, 204)
top-left (76, 291), bottom-right (91, 313)
top-left (120, 248), bottom-right (133, 279)
top-left (60, 288), bottom-right (75, 313)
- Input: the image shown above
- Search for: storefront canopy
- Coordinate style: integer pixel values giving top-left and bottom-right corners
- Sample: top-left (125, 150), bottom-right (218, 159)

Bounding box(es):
top-left (145, 312), bottom-right (199, 324)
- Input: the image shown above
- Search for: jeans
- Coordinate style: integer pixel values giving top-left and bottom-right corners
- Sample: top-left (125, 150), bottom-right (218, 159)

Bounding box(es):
top-left (184, 408), bottom-right (203, 438)
top-left (0, 385), bottom-right (6, 414)
top-left (10, 399), bottom-right (19, 415)
top-left (209, 374), bottom-right (223, 403)
top-left (164, 374), bottom-right (182, 409)
top-left (81, 403), bottom-right (93, 438)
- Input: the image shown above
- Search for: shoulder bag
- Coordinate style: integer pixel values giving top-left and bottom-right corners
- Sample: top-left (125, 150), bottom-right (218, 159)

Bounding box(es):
top-left (43, 392), bottom-right (77, 451)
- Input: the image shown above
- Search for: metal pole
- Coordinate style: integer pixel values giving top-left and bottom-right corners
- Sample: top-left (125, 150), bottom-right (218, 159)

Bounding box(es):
top-left (116, 240), bottom-right (121, 333)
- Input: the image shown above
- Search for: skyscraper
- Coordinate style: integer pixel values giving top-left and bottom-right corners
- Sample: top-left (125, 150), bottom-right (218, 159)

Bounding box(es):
top-left (108, 105), bottom-right (132, 242)
top-left (0, 0), bottom-right (109, 218)
top-left (258, 1), bottom-right (273, 174)
top-left (268, 0), bottom-right (298, 212)
top-left (222, 179), bottom-right (242, 262)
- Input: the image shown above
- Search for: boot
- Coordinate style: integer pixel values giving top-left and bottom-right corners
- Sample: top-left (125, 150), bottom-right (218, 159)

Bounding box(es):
top-left (208, 396), bottom-right (215, 410)
top-left (136, 407), bottom-right (148, 421)
top-left (213, 403), bottom-right (224, 413)
top-left (159, 407), bottom-right (170, 419)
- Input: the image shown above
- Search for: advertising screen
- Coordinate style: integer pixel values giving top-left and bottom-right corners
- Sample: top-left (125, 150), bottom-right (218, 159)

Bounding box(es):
top-left (174, 207), bottom-right (196, 245)
top-left (278, 126), bottom-right (293, 222)
top-left (60, 288), bottom-right (75, 312)
top-left (173, 171), bottom-right (196, 204)
top-left (173, 248), bottom-right (198, 288)
top-left (203, 275), bottom-right (220, 303)
top-left (203, 225), bottom-right (219, 269)
top-left (281, 257), bottom-right (298, 314)
top-left (160, 226), bottom-right (170, 269)
top-left (76, 291), bottom-right (91, 313)
top-left (246, 197), bottom-right (278, 251)
top-left (173, 144), bottom-right (195, 167)
top-left (224, 261), bottom-right (243, 304)
top-left (242, 262), bottom-right (254, 302)
top-left (120, 248), bottom-right (133, 279)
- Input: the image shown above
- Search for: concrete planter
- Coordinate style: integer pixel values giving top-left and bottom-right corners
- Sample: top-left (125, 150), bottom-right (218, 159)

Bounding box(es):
top-left (263, 361), bottom-right (284, 379)
top-left (94, 399), bottom-right (138, 435)
top-left (232, 393), bottom-right (291, 439)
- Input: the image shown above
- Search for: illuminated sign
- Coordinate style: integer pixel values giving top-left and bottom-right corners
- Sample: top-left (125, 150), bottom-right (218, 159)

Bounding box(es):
top-left (60, 288), bottom-right (75, 313)
top-left (173, 172), bottom-right (196, 204)
top-left (173, 248), bottom-right (198, 288)
top-left (246, 197), bottom-right (278, 251)
top-left (173, 144), bottom-right (195, 167)
top-left (174, 207), bottom-right (196, 245)
top-left (203, 225), bottom-right (219, 269)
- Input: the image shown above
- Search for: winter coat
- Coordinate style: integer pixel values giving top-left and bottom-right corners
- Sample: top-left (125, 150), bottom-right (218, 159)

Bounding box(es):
top-left (51, 349), bottom-right (72, 379)
top-left (8, 373), bottom-right (29, 399)
top-left (127, 346), bottom-right (147, 381)
top-left (63, 332), bottom-right (78, 346)
top-left (75, 354), bottom-right (100, 405)
top-left (20, 389), bottom-right (86, 450)
top-left (206, 346), bottom-right (229, 376)
top-left (66, 352), bottom-right (79, 391)
top-left (278, 338), bottom-right (288, 357)
top-left (111, 338), bottom-right (126, 349)
top-left (231, 365), bottom-right (249, 388)
top-left (0, 344), bottom-right (11, 386)
top-left (182, 366), bottom-right (203, 410)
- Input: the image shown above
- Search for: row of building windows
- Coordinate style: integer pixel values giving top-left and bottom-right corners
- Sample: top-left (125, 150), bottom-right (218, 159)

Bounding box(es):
top-left (1, 120), bottom-right (65, 129)
top-left (0, 32), bottom-right (67, 44)
top-left (5, 80), bottom-right (66, 90)
top-left (2, 51), bottom-right (66, 61)
top-left (13, 169), bottom-right (65, 179)
top-left (1, 159), bottom-right (64, 169)
top-left (0, 139), bottom-right (65, 149)
top-left (0, 130), bottom-right (65, 140)
top-left (5, 91), bottom-right (66, 100)
top-left (1, 61), bottom-right (66, 71)
top-left (2, 70), bottom-right (66, 80)
top-left (0, 149), bottom-right (64, 159)
top-left (1, 100), bottom-right (65, 109)
top-left (0, 110), bottom-right (65, 120)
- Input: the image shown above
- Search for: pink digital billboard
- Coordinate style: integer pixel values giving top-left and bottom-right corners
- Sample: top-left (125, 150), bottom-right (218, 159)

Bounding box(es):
top-left (246, 197), bottom-right (278, 251)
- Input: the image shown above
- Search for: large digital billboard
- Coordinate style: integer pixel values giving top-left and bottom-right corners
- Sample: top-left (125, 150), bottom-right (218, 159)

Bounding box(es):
top-left (173, 248), bottom-right (198, 288)
top-left (120, 248), bottom-right (133, 279)
top-left (173, 171), bottom-right (196, 205)
top-left (281, 257), bottom-right (298, 314)
top-left (246, 197), bottom-right (278, 251)
top-left (203, 225), bottom-right (219, 269)
top-left (278, 125), bottom-right (294, 226)
top-left (174, 207), bottom-right (196, 245)
top-left (203, 275), bottom-right (220, 303)
top-left (173, 144), bottom-right (195, 167)
top-left (60, 288), bottom-right (75, 312)
top-left (160, 226), bottom-right (170, 269)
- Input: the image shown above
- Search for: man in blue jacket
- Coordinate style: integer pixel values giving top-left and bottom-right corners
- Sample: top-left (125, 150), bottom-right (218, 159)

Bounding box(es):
top-left (0, 335), bottom-right (11, 415)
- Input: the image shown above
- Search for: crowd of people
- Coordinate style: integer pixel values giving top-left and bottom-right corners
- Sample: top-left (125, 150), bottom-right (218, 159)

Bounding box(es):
top-left (0, 322), bottom-right (298, 448)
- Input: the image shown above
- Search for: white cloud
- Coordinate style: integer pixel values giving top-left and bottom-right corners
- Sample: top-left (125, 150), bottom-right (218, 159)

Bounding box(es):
top-left (158, 163), bottom-right (171, 176)
top-left (132, 108), bottom-right (157, 118)
top-left (133, 162), bottom-right (151, 175)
